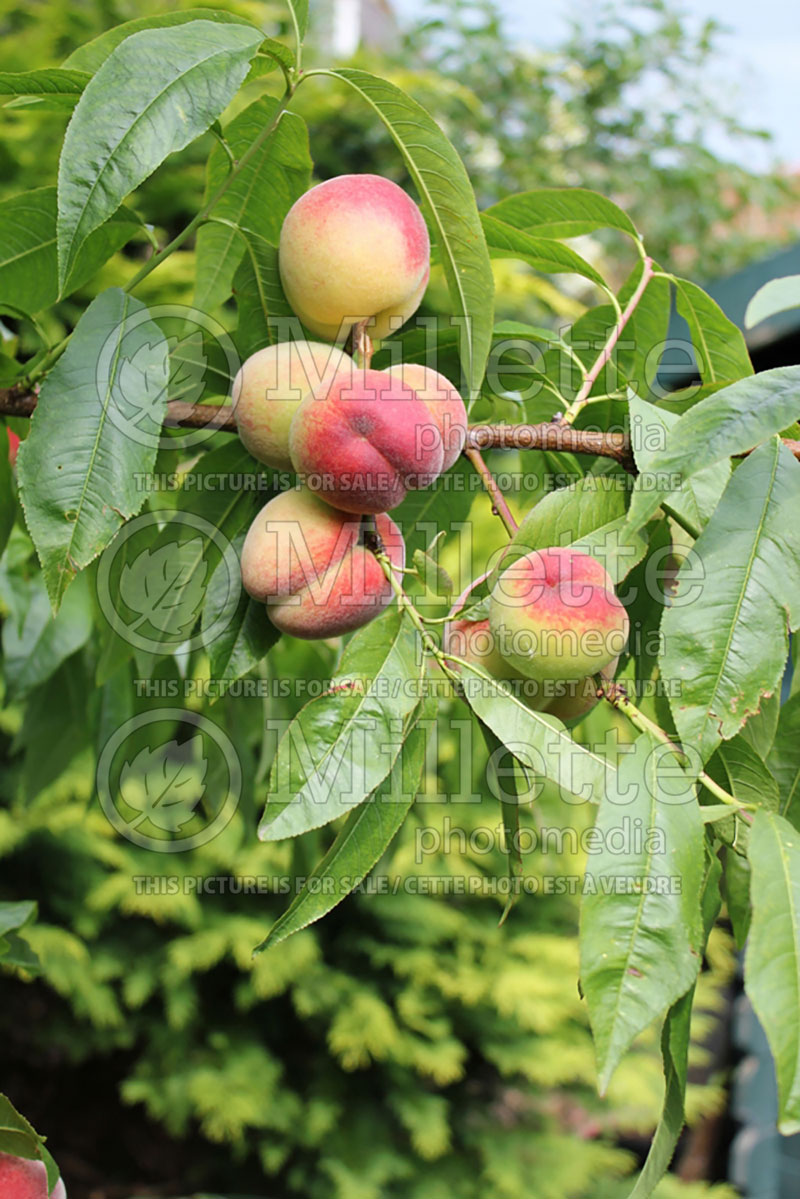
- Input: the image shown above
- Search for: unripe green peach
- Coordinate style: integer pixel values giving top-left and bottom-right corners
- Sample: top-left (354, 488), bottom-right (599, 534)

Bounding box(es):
top-left (489, 546), bottom-right (629, 682)
top-left (385, 364), bottom-right (468, 471)
top-left (240, 487), bottom-right (405, 639)
top-left (232, 340), bottom-right (352, 469)
top-left (278, 174), bottom-right (430, 342)
top-left (443, 618), bottom-right (550, 711)
top-left (289, 369), bottom-right (445, 514)
top-left (0, 1153), bottom-right (66, 1198)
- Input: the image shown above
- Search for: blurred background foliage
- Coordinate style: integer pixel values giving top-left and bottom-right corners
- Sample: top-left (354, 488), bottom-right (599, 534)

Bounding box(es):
top-left (0, 0), bottom-right (783, 1194)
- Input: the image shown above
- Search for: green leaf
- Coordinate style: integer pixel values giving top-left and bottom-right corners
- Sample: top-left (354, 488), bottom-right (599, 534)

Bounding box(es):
top-left (0, 67), bottom-right (89, 98)
top-left (745, 275), bottom-right (800, 330)
top-left (17, 288), bottom-right (169, 609)
top-left (0, 901), bottom-right (36, 939)
top-left (745, 810), bottom-right (800, 1133)
top-left (457, 663), bottom-right (615, 804)
top-left (119, 737), bottom-right (207, 832)
top-left (483, 188), bottom-right (639, 240)
top-left (660, 439), bottom-right (800, 764)
top-left (500, 465), bottom-right (644, 584)
top-left (257, 706), bottom-right (431, 952)
top-left (133, 442), bottom-right (264, 655)
top-left (2, 570), bottom-right (92, 700)
top-left (626, 365), bottom-right (800, 532)
top-left (0, 187), bottom-right (142, 313)
top-left (57, 20), bottom-right (263, 289)
top-left (626, 989), bottom-right (693, 1199)
top-left (0, 428), bottom-right (14, 560)
top-left (629, 394), bottom-right (730, 534)
top-left (481, 214), bottom-right (607, 288)
top-left (389, 456), bottom-right (475, 558)
top-left (0, 1095), bottom-right (60, 1192)
top-left (627, 851), bottom-right (721, 1198)
top-left (259, 609), bottom-right (423, 841)
top-left (285, 0), bottom-right (310, 41)
top-left (195, 96), bottom-right (311, 311)
top-left (768, 693), bottom-right (800, 825)
top-left (62, 8), bottom-right (259, 73)
top-left (579, 734), bottom-right (705, 1092)
top-left (674, 277), bottom-right (753, 385)
top-left (233, 230), bottom-right (296, 359)
top-left (201, 531), bottom-right (279, 682)
top-left (723, 848), bottom-right (751, 950)
top-left (709, 735), bottom-right (780, 813)
top-left (326, 68), bottom-right (495, 400)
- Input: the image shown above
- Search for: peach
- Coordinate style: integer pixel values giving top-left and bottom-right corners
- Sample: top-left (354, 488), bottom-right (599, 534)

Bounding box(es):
top-left (240, 486), bottom-right (405, 639)
top-left (278, 175), bottom-right (430, 342)
top-left (288, 369), bottom-right (445, 514)
top-left (0, 1153), bottom-right (66, 1198)
top-left (385, 364), bottom-right (468, 471)
top-left (489, 547), bottom-right (629, 682)
top-left (443, 618), bottom-right (549, 711)
top-left (232, 340), bottom-right (352, 469)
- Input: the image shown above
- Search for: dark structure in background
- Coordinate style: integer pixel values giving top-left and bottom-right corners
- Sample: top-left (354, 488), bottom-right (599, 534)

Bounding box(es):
top-left (666, 242), bottom-right (800, 387)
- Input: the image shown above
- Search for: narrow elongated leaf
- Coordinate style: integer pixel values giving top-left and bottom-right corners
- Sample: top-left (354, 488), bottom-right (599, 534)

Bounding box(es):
top-left (0, 68), bottom-right (89, 97)
top-left (2, 571), bottom-right (92, 700)
top-left (745, 810), bottom-right (800, 1133)
top-left (233, 229), bottom-right (296, 359)
top-left (0, 187), bottom-right (141, 313)
top-left (201, 531), bottom-right (279, 681)
top-left (484, 188), bottom-right (639, 240)
top-left (285, 0), bottom-right (310, 40)
top-left (195, 97), bottom-right (311, 311)
top-left (628, 851), bottom-right (722, 1198)
top-left (457, 663), bottom-right (615, 803)
top-left (580, 734), bottom-right (705, 1092)
top-left (63, 9), bottom-right (258, 72)
top-left (710, 735), bottom-right (780, 813)
top-left (260, 609), bottom-right (423, 841)
top-left (629, 394), bottom-right (730, 533)
top-left (257, 706), bottom-right (431, 951)
top-left (0, 428), bottom-right (14, 559)
top-left (768, 693), bottom-right (800, 825)
top-left (0, 1095), bottom-right (60, 1192)
top-left (57, 20), bottom-right (263, 288)
top-left (326, 68), bottom-right (495, 399)
top-left (627, 365), bottom-right (800, 531)
top-left (481, 214), bottom-right (606, 288)
top-left (674, 277), bottom-right (753, 385)
top-left (17, 288), bottom-right (169, 608)
top-left (745, 275), bottom-right (800, 329)
top-left (135, 442), bottom-right (265, 655)
top-left (390, 456), bottom-right (474, 557)
top-left (661, 439), bottom-right (800, 764)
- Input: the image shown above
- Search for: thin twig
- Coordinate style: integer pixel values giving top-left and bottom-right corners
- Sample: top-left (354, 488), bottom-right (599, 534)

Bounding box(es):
top-left (463, 444), bottom-right (519, 537)
top-left (561, 256), bottom-right (655, 425)
top-left (598, 679), bottom-right (754, 819)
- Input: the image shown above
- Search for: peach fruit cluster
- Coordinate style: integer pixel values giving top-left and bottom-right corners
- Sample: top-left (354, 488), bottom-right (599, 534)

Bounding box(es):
top-left (234, 174), bottom-right (467, 639)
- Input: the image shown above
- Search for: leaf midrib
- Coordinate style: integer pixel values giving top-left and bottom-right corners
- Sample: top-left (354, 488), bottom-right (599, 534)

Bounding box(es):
top-left (60, 30), bottom-right (255, 277)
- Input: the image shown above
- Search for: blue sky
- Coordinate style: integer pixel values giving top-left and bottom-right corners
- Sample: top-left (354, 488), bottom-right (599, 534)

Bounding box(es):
top-left (393, 0), bottom-right (799, 169)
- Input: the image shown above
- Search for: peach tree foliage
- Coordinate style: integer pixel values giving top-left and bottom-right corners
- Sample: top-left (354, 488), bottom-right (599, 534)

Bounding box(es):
top-left (0, 2), bottom-right (799, 1195)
